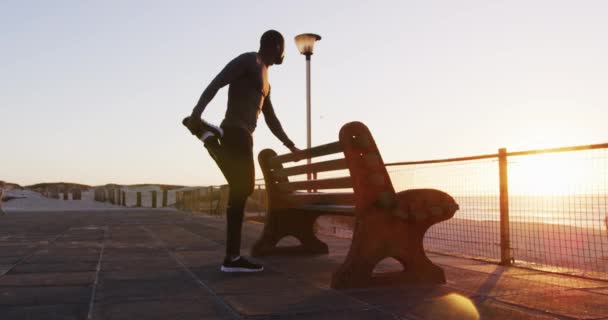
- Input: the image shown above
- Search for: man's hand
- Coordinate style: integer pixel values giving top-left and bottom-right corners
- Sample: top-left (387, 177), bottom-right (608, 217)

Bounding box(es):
top-left (182, 116), bottom-right (203, 137)
top-left (288, 145), bottom-right (304, 162)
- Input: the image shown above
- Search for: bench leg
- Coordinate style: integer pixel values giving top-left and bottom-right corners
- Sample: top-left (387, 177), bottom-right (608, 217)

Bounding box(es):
top-left (331, 213), bottom-right (445, 289)
top-left (251, 210), bottom-right (328, 256)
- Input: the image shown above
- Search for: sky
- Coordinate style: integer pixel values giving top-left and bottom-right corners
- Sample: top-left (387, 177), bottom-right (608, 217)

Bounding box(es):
top-left (2, 0), bottom-right (607, 186)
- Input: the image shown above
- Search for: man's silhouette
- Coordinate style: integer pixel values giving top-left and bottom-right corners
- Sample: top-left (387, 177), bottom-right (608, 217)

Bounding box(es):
top-left (184, 30), bottom-right (299, 272)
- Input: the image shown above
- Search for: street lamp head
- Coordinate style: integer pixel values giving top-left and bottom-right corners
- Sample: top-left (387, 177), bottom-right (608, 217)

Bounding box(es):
top-left (295, 33), bottom-right (321, 57)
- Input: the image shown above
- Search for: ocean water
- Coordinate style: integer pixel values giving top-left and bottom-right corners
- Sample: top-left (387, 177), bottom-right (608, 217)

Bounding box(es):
top-left (456, 195), bottom-right (608, 229)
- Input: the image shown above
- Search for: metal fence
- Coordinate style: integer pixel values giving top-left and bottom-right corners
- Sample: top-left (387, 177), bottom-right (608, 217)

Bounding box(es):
top-left (387, 143), bottom-right (608, 280)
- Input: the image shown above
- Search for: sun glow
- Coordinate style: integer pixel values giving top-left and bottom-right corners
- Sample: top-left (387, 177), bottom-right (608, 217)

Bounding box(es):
top-left (508, 152), bottom-right (598, 196)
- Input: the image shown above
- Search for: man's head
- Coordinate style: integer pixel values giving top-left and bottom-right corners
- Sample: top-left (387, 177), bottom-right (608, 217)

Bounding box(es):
top-left (259, 30), bottom-right (285, 65)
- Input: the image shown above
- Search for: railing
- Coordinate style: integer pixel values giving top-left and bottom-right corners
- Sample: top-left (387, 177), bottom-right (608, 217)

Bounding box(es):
top-left (385, 143), bottom-right (608, 280)
top-left (93, 187), bottom-right (176, 208)
top-left (39, 188), bottom-right (83, 200)
top-left (175, 184), bottom-right (267, 217)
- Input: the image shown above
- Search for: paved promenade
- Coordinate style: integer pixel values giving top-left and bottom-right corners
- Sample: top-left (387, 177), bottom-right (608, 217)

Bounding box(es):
top-left (0, 210), bottom-right (607, 319)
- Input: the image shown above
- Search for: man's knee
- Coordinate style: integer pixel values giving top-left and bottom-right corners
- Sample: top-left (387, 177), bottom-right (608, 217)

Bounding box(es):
top-left (228, 181), bottom-right (254, 202)
top-left (233, 183), bottom-right (254, 199)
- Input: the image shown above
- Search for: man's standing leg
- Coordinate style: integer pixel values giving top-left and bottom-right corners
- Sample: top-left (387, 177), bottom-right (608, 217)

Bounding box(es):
top-left (206, 127), bottom-right (261, 272)
top-left (223, 133), bottom-right (254, 260)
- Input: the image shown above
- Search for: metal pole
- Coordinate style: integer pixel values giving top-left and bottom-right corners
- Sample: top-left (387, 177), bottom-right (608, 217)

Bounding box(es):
top-left (306, 55), bottom-right (312, 181)
top-left (498, 148), bottom-right (512, 265)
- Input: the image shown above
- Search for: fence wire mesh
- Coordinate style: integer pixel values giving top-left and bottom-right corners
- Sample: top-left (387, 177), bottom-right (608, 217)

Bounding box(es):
top-left (388, 146), bottom-right (608, 280)
top-left (507, 148), bottom-right (608, 279)
top-left (387, 158), bottom-right (502, 262)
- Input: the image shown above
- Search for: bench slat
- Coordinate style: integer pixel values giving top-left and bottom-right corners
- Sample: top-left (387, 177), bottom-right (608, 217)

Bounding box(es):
top-left (269, 141), bottom-right (343, 166)
top-left (272, 159), bottom-right (348, 179)
top-left (276, 177), bottom-right (353, 193)
top-left (295, 204), bottom-right (355, 215)
top-left (286, 192), bottom-right (355, 206)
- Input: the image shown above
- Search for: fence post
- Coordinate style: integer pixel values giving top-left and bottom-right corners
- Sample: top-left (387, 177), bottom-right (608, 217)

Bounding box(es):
top-left (187, 190), bottom-right (191, 210)
top-left (208, 186), bottom-right (213, 214)
top-left (136, 192), bottom-right (142, 207)
top-left (162, 189), bottom-right (168, 207)
top-left (122, 191), bottom-right (126, 206)
top-left (191, 189), bottom-right (198, 213)
top-left (183, 191), bottom-right (189, 210)
top-left (152, 191), bottom-right (157, 208)
top-left (183, 191), bottom-right (188, 210)
top-left (109, 188), bottom-right (115, 204)
top-left (73, 189), bottom-right (82, 200)
top-left (498, 148), bottom-right (513, 265)
top-left (0, 187), bottom-right (5, 216)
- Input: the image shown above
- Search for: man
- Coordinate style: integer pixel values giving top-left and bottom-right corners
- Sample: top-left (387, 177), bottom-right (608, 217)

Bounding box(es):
top-left (184, 30), bottom-right (300, 272)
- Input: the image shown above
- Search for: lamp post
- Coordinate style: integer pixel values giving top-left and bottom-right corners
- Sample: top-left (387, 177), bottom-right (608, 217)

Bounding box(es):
top-left (294, 33), bottom-right (321, 180)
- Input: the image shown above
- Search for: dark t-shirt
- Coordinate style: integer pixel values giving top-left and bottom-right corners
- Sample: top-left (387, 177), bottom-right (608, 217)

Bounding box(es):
top-left (202, 52), bottom-right (294, 147)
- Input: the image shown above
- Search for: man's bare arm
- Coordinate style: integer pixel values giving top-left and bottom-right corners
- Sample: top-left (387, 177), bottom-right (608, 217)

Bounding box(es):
top-left (263, 95), bottom-right (297, 151)
top-left (190, 54), bottom-right (247, 119)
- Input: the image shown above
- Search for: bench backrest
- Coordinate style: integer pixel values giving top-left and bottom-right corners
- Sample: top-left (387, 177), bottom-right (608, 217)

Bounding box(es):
top-left (259, 121), bottom-right (396, 211)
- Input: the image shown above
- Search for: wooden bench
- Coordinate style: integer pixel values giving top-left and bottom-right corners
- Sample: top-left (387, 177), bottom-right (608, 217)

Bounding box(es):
top-left (252, 121), bottom-right (459, 289)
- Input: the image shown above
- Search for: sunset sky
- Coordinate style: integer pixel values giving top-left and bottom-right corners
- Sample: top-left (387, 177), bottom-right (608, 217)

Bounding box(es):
top-left (2, 0), bottom-right (607, 186)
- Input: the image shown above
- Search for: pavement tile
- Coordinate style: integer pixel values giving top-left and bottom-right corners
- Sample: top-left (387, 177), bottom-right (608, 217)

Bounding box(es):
top-left (222, 287), bottom-right (367, 317)
top-left (99, 269), bottom-right (188, 281)
top-left (393, 296), bottom-right (562, 320)
top-left (22, 254), bottom-right (100, 264)
top-left (510, 273), bottom-right (608, 289)
top-left (101, 259), bottom-right (179, 271)
top-left (441, 262), bottom-right (544, 276)
top-left (343, 284), bottom-right (456, 308)
top-left (9, 262), bottom-right (98, 274)
top-left (102, 248), bottom-right (165, 256)
top-left (174, 250), bottom-right (225, 267)
top-left (0, 257), bottom-right (22, 265)
top-left (442, 265), bottom-right (565, 298)
top-left (36, 248), bottom-right (101, 256)
top-left (96, 275), bottom-right (204, 302)
top-left (0, 303), bottom-right (88, 320)
top-left (264, 308), bottom-right (398, 320)
top-left (92, 297), bottom-right (234, 320)
top-left (101, 253), bottom-right (171, 261)
top-left (427, 254), bottom-right (491, 266)
top-left (0, 271), bottom-right (95, 286)
top-left (0, 286), bottom-right (91, 306)
top-left (197, 269), bottom-right (317, 295)
top-left (496, 288), bottom-right (608, 319)
top-left (0, 265), bottom-right (13, 275)
top-left (0, 249), bottom-right (35, 257)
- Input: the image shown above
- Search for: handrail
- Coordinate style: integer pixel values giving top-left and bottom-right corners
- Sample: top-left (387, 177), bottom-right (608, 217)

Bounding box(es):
top-left (385, 142), bottom-right (608, 167)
